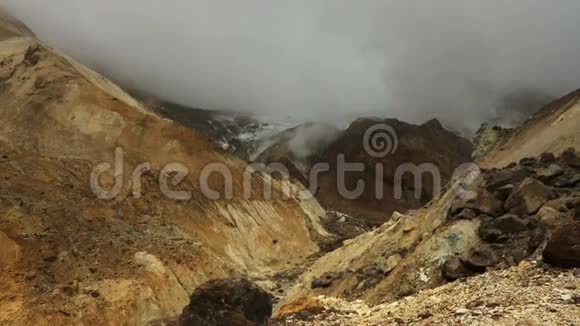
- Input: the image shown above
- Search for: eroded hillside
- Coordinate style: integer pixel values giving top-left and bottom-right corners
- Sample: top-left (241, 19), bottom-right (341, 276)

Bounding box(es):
top-left (274, 95), bottom-right (580, 325)
top-left (0, 19), bottom-right (331, 325)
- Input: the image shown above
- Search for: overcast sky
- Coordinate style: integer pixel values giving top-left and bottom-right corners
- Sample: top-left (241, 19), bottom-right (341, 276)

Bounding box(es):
top-left (3, 1), bottom-right (580, 130)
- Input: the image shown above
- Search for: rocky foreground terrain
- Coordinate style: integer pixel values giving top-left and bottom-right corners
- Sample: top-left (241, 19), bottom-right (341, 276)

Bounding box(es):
top-left (273, 264), bottom-right (579, 325)
top-left (273, 149), bottom-right (580, 325)
top-left (0, 12), bottom-right (579, 326)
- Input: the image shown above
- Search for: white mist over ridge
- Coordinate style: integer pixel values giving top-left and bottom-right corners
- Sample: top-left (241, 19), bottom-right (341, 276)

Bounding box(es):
top-left (3, 1), bottom-right (580, 130)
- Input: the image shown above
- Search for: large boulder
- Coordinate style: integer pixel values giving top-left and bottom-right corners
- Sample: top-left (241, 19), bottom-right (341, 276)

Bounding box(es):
top-left (449, 190), bottom-right (505, 218)
top-left (543, 221), bottom-right (580, 268)
top-left (505, 178), bottom-right (555, 215)
top-left (486, 214), bottom-right (529, 234)
top-left (486, 167), bottom-right (530, 191)
top-left (178, 278), bottom-right (273, 326)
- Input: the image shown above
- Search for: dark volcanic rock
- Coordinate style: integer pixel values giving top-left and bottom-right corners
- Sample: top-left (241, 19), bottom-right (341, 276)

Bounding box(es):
top-left (178, 278), bottom-right (273, 326)
top-left (488, 214), bottom-right (529, 234)
top-left (442, 256), bottom-right (475, 281)
top-left (529, 227), bottom-right (547, 249)
top-left (311, 272), bottom-right (343, 289)
top-left (495, 184), bottom-right (515, 201)
top-left (478, 227), bottom-right (507, 243)
top-left (486, 168), bottom-right (530, 191)
top-left (540, 152), bottom-right (556, 164)
top-left (536, 164), bottom-right (564, 181)
top-left (519, 157), bottom-right (537, 167)
top-left (551, 171), bottom-right (580, 188)
top-left (505, 178), bottom-right (555, 215)
top-left (450, 208), bottom-right (477, 221)
top-left (561, 147), bottom-right (580, 169)
top-left (543, 221), bottom-right (580, 268)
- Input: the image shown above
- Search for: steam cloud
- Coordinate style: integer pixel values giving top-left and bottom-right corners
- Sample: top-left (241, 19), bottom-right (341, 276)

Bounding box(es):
top-left (3, 1), bottom-right (580, 131)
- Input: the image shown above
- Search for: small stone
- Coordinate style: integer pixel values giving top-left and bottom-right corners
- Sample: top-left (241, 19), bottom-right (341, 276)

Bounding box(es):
top-left (312, 272), bottom-right (343, 289)
top-left (417, 311), bottom-right (433, 319)
top-left (452, 208), bottom-right (477, 221)
top-left (442, 256), bottom-right (475, 281)
top-left (519, 157), bottom-right (537, 167)
top-left (540, 152), bottom-right (556, 164)
top-left (391, 211), bottom-right (404, 221)
top-left (479, 227), bottom-right (507, 243)
top-left (529, 227), bottom-right (547, 248)
top-left (536, 206), bottom-right (563, 231)
top-left (462, 246), bottom-right (498, 271)
top-left (43, 255), bottom-right (58, 263)
top-left (561, 147), bottom-right (580, 169)
top-left (536, 164), bottom-right (564, 180)
top-left (495, 184), bottom-right (515, 201)
top-left (403, 224), bottom-right (414, 233)
top-left (560, 293), bottom-right (573, 304)
top-left (381, 254), bottom-right (402, 274)
top-left (454, 308), bottom-right (470, 315)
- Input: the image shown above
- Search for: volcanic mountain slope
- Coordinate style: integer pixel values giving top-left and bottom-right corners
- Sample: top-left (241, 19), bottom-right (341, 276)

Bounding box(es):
top-left (257, 118), bottom-right (473, 225)
top-left (144, 98), bottom-right (302, 162)
top-left (0, 18), bottom-right (331, 325)
top-left (149, 95), bottom-right (473, 226)
top-left (149, 94), bottom-right (473, 227)
top-left (312, 118), bottom-right (473, 224)
top-left (274, 91), bottom-right (580, 324)
top-left (478, 88), bottom-right (580, 168)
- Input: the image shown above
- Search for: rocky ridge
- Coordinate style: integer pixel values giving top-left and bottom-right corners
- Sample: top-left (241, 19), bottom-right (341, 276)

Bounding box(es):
top-left (274, 148), bottom-right (580, 323)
